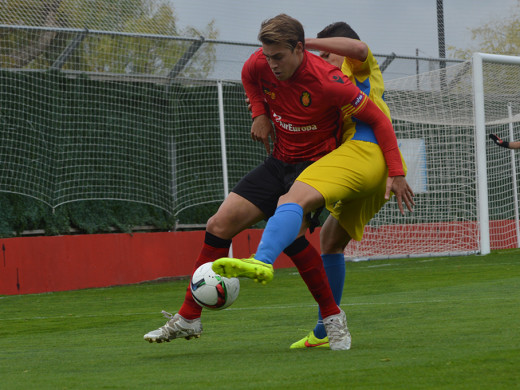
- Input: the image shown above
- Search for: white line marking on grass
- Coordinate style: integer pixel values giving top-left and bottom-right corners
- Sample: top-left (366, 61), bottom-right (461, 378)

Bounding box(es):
top-left (226, 295), bottom-right (516, 311)
top-left (1, 296), bottom-right (515, 321)
top-left (363, 261), bottom-right (519, 270)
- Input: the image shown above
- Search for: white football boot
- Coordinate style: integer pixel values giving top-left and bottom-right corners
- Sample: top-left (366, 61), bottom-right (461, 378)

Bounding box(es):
top-left (323, 308), bottom-right (351, 350)
top-left (143, 311), bottom-right (202, 343)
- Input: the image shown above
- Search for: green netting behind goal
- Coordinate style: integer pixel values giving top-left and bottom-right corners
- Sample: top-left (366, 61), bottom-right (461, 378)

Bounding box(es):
top-left (0, 70), bottom-right (265, 236)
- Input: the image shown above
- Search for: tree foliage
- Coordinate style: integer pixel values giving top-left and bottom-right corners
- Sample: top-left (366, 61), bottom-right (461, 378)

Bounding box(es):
top-left (449, 0), bottom-right (520, 59)
top-left (0, 0), bottom-right (218, 77)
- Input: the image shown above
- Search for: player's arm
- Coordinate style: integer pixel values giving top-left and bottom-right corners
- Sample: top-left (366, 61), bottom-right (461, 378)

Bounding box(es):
top-left (305, 37), bottom-right (368, 62)
top-left (342, 92), bottom-right (403, 176)
top-left (241, 55), bottom-right (268, 118)
top-left (327, 71), bottom-right (401, 173)
top-left (341, 90), bottom-right (414, 214)
top-left (241, 56), bottom-right (275, 154)
top-left (489, 134), bottom-right (520, 149)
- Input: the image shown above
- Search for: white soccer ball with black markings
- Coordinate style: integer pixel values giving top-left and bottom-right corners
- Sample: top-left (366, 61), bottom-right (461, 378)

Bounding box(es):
top-left (190, 262), bottom-right (240, 310)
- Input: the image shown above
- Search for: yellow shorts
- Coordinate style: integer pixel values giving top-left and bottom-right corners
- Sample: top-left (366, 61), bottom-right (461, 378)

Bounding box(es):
top-left (296, 140), bottom-right (406, 241)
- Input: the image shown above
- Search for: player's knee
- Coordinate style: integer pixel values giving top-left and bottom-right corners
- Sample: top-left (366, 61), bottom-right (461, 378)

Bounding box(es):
top-left (206, 213), bottom-right (231, 238)
top-left (320, 230), bottom-right (350, 254)
top-left (320, 239), bottom-right (345, 254)
top-left (277, 195), bottom-right (320, 215)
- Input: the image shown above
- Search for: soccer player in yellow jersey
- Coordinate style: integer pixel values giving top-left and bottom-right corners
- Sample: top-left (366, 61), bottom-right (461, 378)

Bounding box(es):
top-left (287, 21), bottom-right (399, 349)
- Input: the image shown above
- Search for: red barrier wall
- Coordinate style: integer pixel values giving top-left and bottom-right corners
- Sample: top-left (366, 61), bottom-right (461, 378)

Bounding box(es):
top-left (0, 229), bottom-right (319, 296)
top-left (1, 220), bottom-right (516, 296)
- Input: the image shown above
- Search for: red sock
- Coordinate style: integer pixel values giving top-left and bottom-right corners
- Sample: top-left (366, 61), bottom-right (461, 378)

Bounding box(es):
top-left (178, 240), bottom-right (230, 319)
top-left (289, 241), bottom-right (339, 318)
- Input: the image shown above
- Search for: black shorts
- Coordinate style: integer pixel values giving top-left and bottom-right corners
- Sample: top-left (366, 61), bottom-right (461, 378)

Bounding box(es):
top-left (232, 156), bottom-right (322, 231)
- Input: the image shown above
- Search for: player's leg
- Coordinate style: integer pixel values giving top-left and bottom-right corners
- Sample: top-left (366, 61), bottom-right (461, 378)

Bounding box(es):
top-left (255, 180), bottom-right (324, 261)
top-left (288, 141), bottom-right (388, 348)
top-left (317, 216), bottom-right (350, 334)
top-left (212, 171), bottom-right (353, 347)
top-left (213, 140), bottom-right (362, 281)
top-left (277, 139), bottom-right (383, 262)
top-left (182, 156), bottom-right (291, 306)
top-left (145, 158), bottom-right (287, 343)
top-left (212, 180), bottom-right (324, 283)
top-left (281, 207), bottom-right (340, 322)
top-left (212, 169), bottom-right (344, 323)
top-left (288, 215), bottom-right (351, 348)
top-left (144, 194), bottom-right (265, 343)
top-left (285, 234), bottom-right (340, 320)
top-left (176, 193), bottom-right (266, 319)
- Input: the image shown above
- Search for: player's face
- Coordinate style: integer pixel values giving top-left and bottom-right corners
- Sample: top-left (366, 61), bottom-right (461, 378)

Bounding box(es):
top-left (319, 51), bottom-right (344, 69)
top-left (262, 42), bottom-right (304, 81)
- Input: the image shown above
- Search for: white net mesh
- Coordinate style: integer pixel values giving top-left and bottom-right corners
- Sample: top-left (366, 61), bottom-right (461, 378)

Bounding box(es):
top-left (2, 0), bottom-right (187, 35)
top-left (0, 13), bottom-right (261, 219)
top-left (1, 1), bottom-right (519, 253)
top-left (0, 70), bottom-right (267, 216)
top-left (344, 58), bottom-right (520, 259)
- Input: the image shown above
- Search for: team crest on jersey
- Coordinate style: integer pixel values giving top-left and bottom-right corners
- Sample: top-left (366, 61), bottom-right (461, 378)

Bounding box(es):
top-left (300, 91), bottom-right (311, 107)
top-left (263, 87), bottom-right (276, 100)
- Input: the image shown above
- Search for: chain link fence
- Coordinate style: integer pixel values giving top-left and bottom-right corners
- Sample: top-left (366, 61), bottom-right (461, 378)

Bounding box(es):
top-left (0, 24), bottom-right (466, 237)
top-left (0, 24), bottom-right (464, 81)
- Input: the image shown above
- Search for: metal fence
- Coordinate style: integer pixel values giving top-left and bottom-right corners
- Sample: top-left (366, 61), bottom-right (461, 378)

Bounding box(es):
top-left (0, 24), bottom-right (464, 82)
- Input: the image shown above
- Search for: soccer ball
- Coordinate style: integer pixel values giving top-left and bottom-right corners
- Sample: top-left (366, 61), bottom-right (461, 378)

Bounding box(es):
top-left (190, 262), bottom-right (240, 310)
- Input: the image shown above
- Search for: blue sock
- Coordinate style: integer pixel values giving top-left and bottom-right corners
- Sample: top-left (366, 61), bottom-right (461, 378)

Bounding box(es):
top-left (255, 203), bottom-right (303, 265)
top-left (313, 253), bottom-right (346, 339)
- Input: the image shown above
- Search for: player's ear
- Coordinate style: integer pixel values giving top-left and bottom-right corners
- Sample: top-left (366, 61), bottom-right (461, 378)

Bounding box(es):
top-left (295, 41), bottom-right (304, 53)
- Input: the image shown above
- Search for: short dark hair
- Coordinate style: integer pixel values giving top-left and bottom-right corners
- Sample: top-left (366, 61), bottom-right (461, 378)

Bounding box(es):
top-left (317, 22), bottom-right (360, 40)
top-left (258, 14), bottom-right (305, 50)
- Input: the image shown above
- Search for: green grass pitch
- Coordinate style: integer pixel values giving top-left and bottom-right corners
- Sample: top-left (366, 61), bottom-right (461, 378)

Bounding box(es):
top-left (1, 249), bottom-right (519, 389)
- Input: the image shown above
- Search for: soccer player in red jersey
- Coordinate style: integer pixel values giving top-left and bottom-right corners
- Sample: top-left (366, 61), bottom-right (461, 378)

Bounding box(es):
top-left (145, 14), bottom-right (413, 350)
top-left (213, 14), bottom-right (414, 350)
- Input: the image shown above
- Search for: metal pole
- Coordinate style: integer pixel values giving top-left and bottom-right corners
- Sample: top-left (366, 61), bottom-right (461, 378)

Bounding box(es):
top-left (217, 80), bottom-right (232, 256)
top-left (472, 53), bottom-right (520, 254)
top-left (436, 0), bottom-right (446, 69)
top-left (436, 0), bottom-right (447, 90)
top-left (472, 53), bottom-right (490, 255)
top-left (168, 36), bottom-right (205, 82)
top-left (416, 48), bottom-right (420, 90)
top-left (50, 29), bottom-right (88, 71)
top-left (379, 52), bottom-right (396, 73)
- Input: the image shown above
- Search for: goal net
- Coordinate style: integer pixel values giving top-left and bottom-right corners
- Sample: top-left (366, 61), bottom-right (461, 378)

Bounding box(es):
top-left (344, 54), bottom-right (520, 260)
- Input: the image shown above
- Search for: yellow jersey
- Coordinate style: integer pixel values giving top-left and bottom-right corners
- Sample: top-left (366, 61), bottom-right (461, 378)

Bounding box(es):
top-left (340, 47), bottom-right (391, 144)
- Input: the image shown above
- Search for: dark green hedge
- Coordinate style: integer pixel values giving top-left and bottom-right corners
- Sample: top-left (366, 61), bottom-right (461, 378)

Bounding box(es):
top-left (0, 193), bottom-right (175, 237)
top-left (0, 70), bottom-right (263, 237)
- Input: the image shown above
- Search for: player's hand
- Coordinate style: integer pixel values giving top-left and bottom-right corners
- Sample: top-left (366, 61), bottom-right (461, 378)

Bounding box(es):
top-left (385, 176), bottom-right (415, 215)
top-left (251, 114), bottom-right (275, 155)
top-left (245, 96), bottom-right (252, 112)
top-left (489, 134), bottom-right (509, 148)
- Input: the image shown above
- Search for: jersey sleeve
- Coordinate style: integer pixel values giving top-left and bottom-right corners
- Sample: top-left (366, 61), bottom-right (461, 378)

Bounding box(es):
top-left (241, 53), bottom-right (268, 119)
